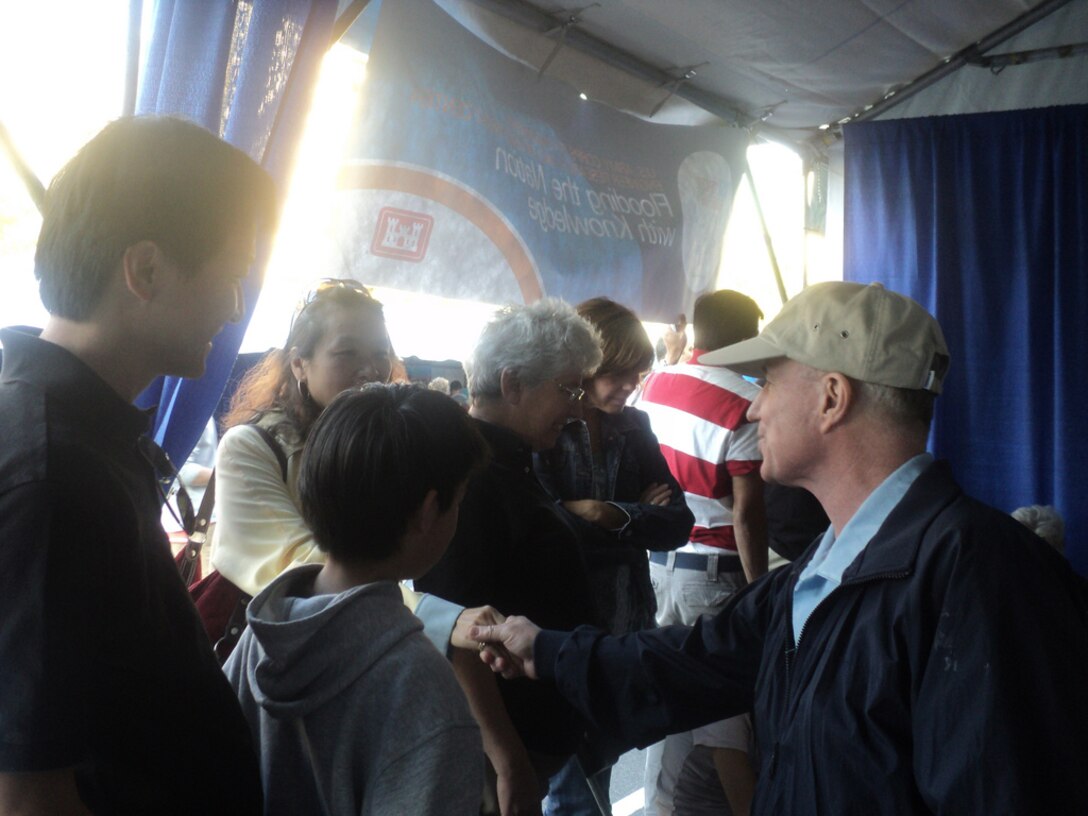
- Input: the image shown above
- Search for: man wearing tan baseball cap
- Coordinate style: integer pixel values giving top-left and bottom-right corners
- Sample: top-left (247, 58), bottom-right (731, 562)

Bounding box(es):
top-left (472, 280), bottom-right (1088, 814)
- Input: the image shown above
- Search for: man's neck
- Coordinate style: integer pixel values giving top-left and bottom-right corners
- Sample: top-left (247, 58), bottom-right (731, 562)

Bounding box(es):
top-left (810, 436), bottom-right (926, 536)
top-left (40, 317), bottom-right (151, 402)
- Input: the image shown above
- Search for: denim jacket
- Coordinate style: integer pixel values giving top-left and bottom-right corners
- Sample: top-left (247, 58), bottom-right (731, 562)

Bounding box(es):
top-left (535, 406), bottom-right (693, 634)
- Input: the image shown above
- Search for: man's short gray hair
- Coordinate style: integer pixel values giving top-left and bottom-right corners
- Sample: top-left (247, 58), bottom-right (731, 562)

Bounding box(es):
top-left (854, 380), bottom-right (936, 434)
top-left (466, 298), bottom-right (602, 398)
top-left (1011, 504), bottom-right (1065, 553)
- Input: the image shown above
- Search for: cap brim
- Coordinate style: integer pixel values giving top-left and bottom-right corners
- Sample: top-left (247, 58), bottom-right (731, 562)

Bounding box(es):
top-left (699, 335), bottom-right (786, 377)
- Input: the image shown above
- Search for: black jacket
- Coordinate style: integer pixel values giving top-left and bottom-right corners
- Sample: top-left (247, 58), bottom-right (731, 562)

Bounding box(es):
top-left (417, 419), bottom-right (595, 757)
top-left (537, 461), bottom-right (1088, 814)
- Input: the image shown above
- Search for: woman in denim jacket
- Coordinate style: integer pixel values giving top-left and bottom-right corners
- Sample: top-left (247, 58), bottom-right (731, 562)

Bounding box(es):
top-left (535, 297), bottom-right (694, 816)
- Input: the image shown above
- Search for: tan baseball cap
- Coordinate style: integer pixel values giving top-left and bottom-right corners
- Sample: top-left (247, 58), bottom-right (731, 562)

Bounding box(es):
top-left (700, 281), bottom-right (951, 393)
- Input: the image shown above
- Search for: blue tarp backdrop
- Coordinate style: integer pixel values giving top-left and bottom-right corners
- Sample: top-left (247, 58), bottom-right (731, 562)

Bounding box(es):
top-left (844, 105), bottom-right (1088, 575)
top-left (334, 0), bottom-right (748, 323)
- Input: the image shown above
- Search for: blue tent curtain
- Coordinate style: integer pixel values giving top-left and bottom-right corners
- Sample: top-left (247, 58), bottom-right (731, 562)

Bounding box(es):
top-left (134, 0), bottom-right (338, 467)
top-left (843, 104), bottom-right (1088, 575)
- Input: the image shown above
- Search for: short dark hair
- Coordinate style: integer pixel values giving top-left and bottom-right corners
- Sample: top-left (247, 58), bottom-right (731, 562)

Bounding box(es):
top-left (298, 384), bottom-right (489, 564)
top-left (576, 297), bottom-right (654, 376)
top-left (35, 115), bottom-right (276, 319)
top-left (692, 290), bottom-right (763, 351)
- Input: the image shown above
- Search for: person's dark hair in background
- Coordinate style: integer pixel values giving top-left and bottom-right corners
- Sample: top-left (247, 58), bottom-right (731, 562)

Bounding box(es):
top-left (691, 290), bottom-right (763, 352)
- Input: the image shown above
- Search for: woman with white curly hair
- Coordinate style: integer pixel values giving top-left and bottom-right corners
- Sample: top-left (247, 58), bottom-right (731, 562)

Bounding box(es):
top-left (417, 298), bottom-right (603, 799)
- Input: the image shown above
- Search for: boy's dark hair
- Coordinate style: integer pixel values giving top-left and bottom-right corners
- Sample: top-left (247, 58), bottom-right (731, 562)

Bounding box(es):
top-left (692, 289), bottom-right (763, 351)
top-left (35, 115), bottom-right (276, 320)
top-left (298, 384), bottom-right (489, 564)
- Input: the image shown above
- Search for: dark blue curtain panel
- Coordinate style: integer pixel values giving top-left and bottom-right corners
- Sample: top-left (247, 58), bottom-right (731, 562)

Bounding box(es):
top-left (844, 105), bottom-right (1088, 575)
top-left (134, 0), bottom-right (337, 467)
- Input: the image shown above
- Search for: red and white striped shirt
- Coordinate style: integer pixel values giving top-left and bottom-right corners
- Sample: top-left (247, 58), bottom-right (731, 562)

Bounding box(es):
top-left (638, 351), bottom-right (761, 553)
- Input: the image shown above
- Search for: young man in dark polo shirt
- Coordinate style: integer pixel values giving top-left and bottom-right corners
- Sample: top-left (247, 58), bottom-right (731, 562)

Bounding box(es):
top-left (0, 116), bottom-right (275, 815)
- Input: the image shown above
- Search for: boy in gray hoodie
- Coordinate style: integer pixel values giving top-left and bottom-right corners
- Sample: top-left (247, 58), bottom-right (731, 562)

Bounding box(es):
top-left (225, 384), bottom-right (489, 815)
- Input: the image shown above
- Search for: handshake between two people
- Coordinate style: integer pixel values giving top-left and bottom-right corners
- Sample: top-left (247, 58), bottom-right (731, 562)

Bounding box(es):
top-left (452, 605), bottom-right (542, 680)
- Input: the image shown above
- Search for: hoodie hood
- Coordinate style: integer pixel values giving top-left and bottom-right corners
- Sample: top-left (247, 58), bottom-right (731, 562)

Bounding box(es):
top-left (238, 565), bottom-right (422, 719)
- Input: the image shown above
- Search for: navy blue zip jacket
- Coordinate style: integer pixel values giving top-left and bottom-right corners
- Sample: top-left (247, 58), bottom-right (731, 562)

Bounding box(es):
top-left (536, 461), bottom-right (1088, 814)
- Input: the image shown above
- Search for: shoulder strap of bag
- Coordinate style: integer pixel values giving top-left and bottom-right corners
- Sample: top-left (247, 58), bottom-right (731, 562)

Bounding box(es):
top-left (176, 423), bottom-right (289, 585)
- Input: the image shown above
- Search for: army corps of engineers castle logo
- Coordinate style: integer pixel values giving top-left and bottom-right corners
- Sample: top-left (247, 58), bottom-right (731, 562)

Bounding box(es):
top-left (371, 207), bottom-right (434, 262)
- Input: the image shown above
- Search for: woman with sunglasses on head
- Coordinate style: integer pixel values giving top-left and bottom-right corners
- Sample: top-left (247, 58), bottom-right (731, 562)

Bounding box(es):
top-left (211, 279), bottom-right (541, 816)
top-left (532, 297), bottom-right (694, 816)
top-left (415, 299), bottom-right (604, 799)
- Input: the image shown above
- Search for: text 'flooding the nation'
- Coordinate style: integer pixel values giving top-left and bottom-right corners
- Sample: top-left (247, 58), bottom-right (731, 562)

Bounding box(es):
top-left (495, 146), bottom-right (678, 247)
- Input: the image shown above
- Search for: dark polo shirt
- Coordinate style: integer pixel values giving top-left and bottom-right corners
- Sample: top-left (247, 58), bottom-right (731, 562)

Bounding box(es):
top-left (0, 329), bottom-right (261, 814)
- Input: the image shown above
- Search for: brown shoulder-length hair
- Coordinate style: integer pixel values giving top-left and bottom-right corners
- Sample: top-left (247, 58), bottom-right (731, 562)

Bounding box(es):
top-left (576, 297), bottom-right (654, 377)
top-left (223, 284), bottom-right (388, 441)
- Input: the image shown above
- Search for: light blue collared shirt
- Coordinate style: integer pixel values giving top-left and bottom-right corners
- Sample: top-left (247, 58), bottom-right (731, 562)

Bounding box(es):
top-left (791, 453), bottom-right (933, 645)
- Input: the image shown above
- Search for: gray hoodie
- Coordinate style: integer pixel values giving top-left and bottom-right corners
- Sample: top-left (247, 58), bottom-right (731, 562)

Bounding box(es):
top-left (224, 565), bottom-right (482, 816)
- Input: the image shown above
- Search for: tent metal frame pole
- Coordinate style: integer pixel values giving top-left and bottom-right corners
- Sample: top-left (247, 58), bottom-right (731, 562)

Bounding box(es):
top-left (460, 0), bottom-right (806, 153)
top-left (743, 158), bottom-right (789, 306)
top-left (123, 0), bottom-right (142, 117)
top-left (331, 0), bottom-right (373, 44)
top-left (831, 0), bottom-right (1076, 131)
top-left (0, 121), bottom-right (46, 213)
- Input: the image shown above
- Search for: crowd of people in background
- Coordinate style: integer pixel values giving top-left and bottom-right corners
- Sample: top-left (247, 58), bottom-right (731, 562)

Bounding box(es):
top-left (2, 114), bottom-right (1086, 816)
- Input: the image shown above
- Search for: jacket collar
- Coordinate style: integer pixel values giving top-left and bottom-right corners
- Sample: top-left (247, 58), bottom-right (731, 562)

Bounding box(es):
top-left (473, 417), bottom-right (533, 471)
top-left (838, 460), bottom-right (962, 582)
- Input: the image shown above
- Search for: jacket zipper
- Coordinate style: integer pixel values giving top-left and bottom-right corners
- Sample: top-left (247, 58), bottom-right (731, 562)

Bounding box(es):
top-left (767, 568), bottom-right (910, 780)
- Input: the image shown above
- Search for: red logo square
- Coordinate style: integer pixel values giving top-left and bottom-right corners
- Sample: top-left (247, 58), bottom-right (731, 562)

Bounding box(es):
top-left (371, 207), bottom-right (434, 262)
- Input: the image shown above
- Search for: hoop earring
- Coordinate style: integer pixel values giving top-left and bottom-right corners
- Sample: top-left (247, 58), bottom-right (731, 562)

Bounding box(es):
top-left (297, 379), bottom-right (310, 401)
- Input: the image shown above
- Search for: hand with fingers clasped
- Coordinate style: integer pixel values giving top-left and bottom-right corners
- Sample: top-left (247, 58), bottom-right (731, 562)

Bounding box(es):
top-left (470, 617), bottom-right (542, 680)
top-left (451, 604), bottom-right (506, 651)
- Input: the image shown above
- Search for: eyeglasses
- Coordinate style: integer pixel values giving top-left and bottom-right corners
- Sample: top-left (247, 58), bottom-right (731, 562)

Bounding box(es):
top-left (290, 278), bottom-right (379, 333)
top-left (138, 436), bottom-right (196, 536)
top-left (554, 380), bottom-right (586, 403)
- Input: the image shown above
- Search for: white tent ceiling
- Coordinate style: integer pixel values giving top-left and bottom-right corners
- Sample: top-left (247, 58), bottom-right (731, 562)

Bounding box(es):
top-left (441, 0), bottom-right (1088, 157)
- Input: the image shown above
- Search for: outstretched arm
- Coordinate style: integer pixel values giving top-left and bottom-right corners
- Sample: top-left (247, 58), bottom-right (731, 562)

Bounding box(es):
top-left (474, 575), bottom-right (775, 750)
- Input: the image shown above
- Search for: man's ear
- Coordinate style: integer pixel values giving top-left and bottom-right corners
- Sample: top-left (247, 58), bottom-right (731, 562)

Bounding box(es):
top-left (120, 241), bottom-right (161, 303)
top-left (818, 372), bottom-right (855, 432)
top-left (499, 368), bottom-right (522, 404)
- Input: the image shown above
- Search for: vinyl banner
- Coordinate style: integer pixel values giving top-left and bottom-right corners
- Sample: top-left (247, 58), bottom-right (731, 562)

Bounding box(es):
top-left (334, 0), bottom-right (748, 321)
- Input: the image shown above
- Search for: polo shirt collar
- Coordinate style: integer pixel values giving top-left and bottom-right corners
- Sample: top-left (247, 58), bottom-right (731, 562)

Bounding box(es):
top-left (0, 327), bottom-right (152, 443)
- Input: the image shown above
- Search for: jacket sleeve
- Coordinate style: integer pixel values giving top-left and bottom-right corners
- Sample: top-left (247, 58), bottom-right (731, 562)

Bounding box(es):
top-left (911, 525), bottom-right (1088, 811)
top-left (210, 425), bottom-right (323, 597)
top-left (608, 409), bottom-right (694, 552)
top-left (536, 570), bottom-right (776, 748)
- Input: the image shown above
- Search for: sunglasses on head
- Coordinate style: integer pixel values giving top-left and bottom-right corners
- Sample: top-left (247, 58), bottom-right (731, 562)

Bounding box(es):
top-left (289, 278), bottom-right (378, 334)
